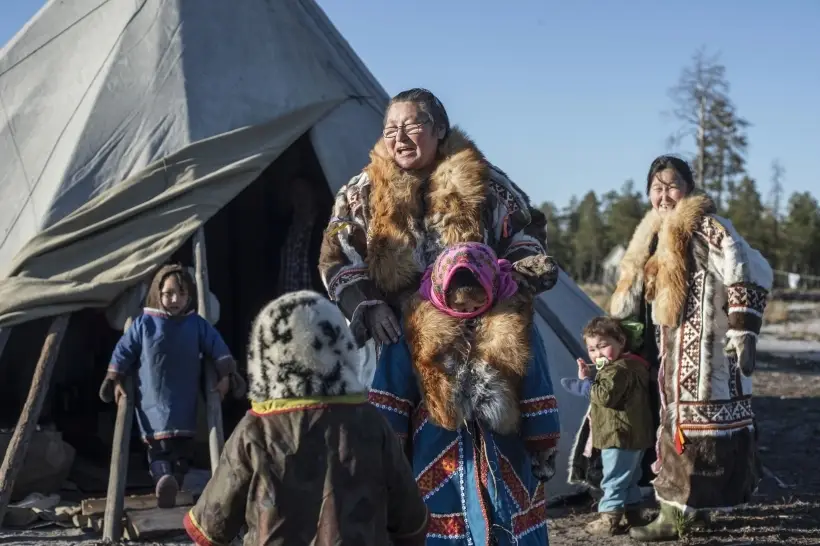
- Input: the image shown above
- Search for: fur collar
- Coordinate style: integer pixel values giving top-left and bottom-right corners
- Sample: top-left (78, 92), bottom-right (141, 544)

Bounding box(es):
top-left (246, 291), bottom-right (372, 401)
top-left (405, 291), bottom-right (532, 434)
top-left (365, 127), bottom-right (489, 296)
top-left (610, 193), bottom-right (716, 327)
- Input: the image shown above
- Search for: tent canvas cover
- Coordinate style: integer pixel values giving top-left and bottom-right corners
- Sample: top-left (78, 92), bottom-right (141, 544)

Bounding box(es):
top-left (0, 0), bottom-right (602, 501)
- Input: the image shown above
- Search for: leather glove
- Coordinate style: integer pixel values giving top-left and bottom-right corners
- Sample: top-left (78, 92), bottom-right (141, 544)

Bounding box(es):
top-left (560, 378), bottom-right (592, 398)
top-left (229, 372), bottom-right (248, 399)
top-left (364, 303), bottom-right (401, 345)
top-left (215, 357), bottom-right (248, 399)
top-left (726, 334), bottom-right (757, 376)
top-left (531, 449), bottom-right (557, 482)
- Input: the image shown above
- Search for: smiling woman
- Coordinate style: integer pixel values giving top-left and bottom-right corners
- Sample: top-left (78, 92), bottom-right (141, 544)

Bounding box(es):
top-left (319, 88), bottom-right (561, 546)
top-left (605, 154), bottom-right (774, 542)
top-left (381, 89), bottom-right (448, 170)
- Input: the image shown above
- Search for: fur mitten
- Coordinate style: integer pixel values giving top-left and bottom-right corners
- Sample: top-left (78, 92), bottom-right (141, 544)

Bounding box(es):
top-left (725, 333), bottom-right (757, 376)
top-left (531, 448), bottom-right (558, 482)
top-left (512, 255), bottom-right (559, 294)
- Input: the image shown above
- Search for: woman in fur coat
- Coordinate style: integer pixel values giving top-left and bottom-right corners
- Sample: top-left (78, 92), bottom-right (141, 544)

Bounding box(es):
top-left (320, 88), bottom-right (561, 545)
top-left (606, 156), bottom-right (773, 542)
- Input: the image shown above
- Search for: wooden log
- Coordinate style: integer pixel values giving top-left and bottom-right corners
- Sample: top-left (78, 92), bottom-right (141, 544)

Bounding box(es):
top-left (102, 374), bottom-right (134, 542)
top-left (0, 314), bottom-right (70, 528)
top-left (193, 227), bottom-right (225, 472)
top-left (102, 316), bottom-right (136, 543)
top-left (124, 505), bottom-right (188, 540)
top-left (82, 491), bottom-right (194, 516)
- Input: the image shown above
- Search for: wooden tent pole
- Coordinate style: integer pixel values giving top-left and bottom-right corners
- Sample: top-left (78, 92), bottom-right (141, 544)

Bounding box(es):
top-left (102, 317), bottom-right (136, 542)
top-left (0, 328), bottom-right (10, 362)
top-left (193, 228), bottom-right (225, 472)
top-left (0, 314), bottom-right (70, 527)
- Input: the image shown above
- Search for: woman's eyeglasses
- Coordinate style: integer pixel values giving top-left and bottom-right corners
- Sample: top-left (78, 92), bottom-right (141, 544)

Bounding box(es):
top-left (383, 120), bottom-right (430, 139)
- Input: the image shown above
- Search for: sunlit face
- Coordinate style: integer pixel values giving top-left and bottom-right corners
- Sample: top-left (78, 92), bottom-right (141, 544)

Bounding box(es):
top-left (383, 101), bottom-right (441, 170)
top-left (160, 275), bottom-right (189, 315)
top-left (585, 334), bottom-right (624, 366)
top-left (649, 168), bottom-right (688, 215)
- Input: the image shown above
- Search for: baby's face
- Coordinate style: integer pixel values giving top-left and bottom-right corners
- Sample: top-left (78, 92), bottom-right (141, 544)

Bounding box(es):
top-left (585, 334), bottom-right (624, 367)
top-left (446, 286), bottom-right (488, 314)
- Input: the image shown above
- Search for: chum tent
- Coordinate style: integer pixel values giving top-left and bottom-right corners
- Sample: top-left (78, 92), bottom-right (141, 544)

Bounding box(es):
top-left (0, 0), bottom-right (600, 503)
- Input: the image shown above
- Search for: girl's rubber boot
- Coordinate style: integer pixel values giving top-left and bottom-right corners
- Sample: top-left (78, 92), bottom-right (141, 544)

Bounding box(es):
top-left (155, 474), bottom-right (179, 509)
top-left (628, 502), bottom-right (679, 542)
top-left (150, 460), bottom-right (179, 509)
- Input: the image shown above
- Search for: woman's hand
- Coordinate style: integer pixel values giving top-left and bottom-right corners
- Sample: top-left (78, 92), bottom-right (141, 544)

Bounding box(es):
top-left (364, 303), bottom-right (401, 344)
top-left (576, 358), bottom-right (591, 380)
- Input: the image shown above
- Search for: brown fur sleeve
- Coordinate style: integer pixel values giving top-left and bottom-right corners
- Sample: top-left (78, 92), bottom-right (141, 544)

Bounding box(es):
top-left (185, 418), bottom-right (255, 545)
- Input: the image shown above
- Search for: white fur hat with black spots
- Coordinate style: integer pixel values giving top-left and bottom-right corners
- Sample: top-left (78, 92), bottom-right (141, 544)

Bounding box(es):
top-left (246, 290), bottom-right (371, 401)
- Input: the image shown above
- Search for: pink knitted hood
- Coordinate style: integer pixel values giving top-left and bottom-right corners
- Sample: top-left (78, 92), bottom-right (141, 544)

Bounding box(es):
top-left (419, 242), bottom-right (519, 319)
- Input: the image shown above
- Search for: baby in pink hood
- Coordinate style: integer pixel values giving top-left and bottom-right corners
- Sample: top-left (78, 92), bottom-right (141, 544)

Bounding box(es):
top-left (419, 242), bottom-right (519, 319)
top-left (403, 242), bottom-right (557, 434)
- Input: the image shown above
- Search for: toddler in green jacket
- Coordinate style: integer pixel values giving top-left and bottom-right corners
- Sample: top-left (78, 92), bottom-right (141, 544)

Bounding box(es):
top-left (561, 317), bottom-right (653, 536)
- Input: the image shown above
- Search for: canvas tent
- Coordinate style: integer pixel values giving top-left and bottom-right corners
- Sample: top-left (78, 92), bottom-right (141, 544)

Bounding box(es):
top-left (0, 0), bottom-right (601, 504)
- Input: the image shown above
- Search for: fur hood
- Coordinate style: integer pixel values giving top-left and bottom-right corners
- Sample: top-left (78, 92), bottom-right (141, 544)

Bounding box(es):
top-left (610, 193), bottom-right (717, 326)
top-left (365, 127), bottom-right (489, 296)
top-left (246, 291), bottom-right (372, 402)
top-left (144, 264), bottom-right (197, 314)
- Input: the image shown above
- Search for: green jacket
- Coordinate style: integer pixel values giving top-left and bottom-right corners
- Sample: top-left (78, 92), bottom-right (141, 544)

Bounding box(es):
top-left (589, 354), bottom-right (653, 451)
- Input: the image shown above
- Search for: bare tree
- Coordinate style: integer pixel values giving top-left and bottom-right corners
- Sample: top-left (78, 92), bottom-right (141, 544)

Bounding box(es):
top-left (769, 159), bottom-right (785, 219)
top-left (665, 48), bottom-right (733, 190)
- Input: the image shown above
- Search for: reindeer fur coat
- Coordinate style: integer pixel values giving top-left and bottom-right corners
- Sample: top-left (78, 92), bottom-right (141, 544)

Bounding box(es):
top-left (608, 193), bottom-right (773, 511)
top-left (320, 127), bottom-right (557, 435)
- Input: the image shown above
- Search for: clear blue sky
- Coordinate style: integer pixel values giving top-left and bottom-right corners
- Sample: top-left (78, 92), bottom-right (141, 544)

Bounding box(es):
top-left (2, 1), bottom-right (818, 209)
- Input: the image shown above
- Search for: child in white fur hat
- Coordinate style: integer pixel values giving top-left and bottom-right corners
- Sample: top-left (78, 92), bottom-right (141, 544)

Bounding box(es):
top-left (184, 290), bottom-right (428, 546)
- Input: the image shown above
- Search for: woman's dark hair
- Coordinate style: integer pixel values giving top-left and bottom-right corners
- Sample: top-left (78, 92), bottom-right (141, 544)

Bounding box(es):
top-left (646, 155), bottom-right (695, 195)
top-left (386, 88), bottom-right (451, 141)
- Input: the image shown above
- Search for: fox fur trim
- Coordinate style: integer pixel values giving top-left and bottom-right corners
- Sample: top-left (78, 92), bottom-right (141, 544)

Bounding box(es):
top-left (365, 127), bottom-right (489, 295)
top-left (610, 193), bottom-right (716, 326)
top-left (404, 291), bottom-right (533, 435)
top-left (246, 291), bottom-right (372, 401)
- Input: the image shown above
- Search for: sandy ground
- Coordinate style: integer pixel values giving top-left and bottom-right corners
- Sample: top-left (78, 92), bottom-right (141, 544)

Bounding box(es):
top-left (2, 306), bottom-right (819, 545)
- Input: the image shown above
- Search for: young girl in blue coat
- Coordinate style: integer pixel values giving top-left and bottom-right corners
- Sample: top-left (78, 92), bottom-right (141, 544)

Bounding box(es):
top-left (99, 264), bottom-right (245, 507)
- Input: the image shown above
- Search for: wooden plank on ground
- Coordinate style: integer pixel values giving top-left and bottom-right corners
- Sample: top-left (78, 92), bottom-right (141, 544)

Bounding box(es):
top-left (82, 491), bottom-right (194, 516)
top-left (124, 505), bottom-right (188, 540)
